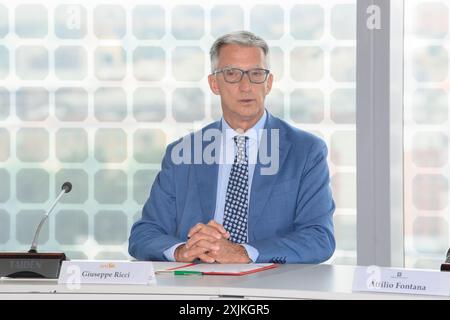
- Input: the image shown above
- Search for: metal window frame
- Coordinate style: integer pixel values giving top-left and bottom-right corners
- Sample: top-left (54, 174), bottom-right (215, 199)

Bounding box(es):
top-left (356, 0), bottom-right (405, 267)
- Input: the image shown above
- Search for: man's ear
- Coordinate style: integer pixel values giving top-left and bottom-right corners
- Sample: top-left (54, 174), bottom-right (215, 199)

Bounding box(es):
top-left (265, 73), bottom-right (274, 95)
top-left (208, 74), bottom-right (220, 95)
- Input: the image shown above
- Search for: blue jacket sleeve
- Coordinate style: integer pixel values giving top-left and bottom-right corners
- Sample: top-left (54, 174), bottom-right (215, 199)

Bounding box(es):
top-left (128, 143), bottom-right (182, 261)
top-left (248, 140), bottom-right (336, 264)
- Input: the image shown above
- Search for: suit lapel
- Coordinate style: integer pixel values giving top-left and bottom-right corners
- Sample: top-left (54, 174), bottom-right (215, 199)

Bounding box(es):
top-left (194, 121), bottom-right (220, 221)
top-left (248, 114), bottom-right (291, 240)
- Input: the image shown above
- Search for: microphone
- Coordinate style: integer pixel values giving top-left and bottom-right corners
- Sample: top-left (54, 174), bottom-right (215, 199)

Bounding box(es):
top-left (0, 182), bottom-right (72, 279)
top-left (441, 248), bottom-right (450, 271)
top-left (29, 182), bottom-right (72, 253)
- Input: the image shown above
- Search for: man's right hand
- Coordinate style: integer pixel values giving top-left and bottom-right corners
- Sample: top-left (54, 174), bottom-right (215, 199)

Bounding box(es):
top-left (174, 243), bottom-right (216, 263)
top-left (174, 220), bottom-right (230, 263)
top-left (186, 220), bottom-right (230, 248)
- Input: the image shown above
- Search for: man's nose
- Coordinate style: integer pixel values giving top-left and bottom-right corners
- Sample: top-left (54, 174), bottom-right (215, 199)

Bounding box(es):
top-left (238, 73), bottom-right (252, 91)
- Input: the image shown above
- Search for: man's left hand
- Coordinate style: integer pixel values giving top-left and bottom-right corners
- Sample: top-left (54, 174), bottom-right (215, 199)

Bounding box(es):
top-left (206, 238), bottom-right (251, 264)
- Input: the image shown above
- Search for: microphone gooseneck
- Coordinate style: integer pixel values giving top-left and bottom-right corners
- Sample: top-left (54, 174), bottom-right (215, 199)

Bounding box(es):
top-left (28, 182), bottom-right (72, 254)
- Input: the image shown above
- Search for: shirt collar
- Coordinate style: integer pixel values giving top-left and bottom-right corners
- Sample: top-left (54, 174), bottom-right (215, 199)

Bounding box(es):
top-left (221, 109), bottom-right (267, 143)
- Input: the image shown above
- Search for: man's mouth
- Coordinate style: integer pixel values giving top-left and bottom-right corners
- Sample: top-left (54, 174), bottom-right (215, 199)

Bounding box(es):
top-left (238, 99), bottom-right (255, 104)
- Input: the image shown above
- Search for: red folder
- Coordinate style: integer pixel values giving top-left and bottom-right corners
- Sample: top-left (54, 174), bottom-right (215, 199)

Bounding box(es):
top-left (167, 263), bottom-right (277, 276)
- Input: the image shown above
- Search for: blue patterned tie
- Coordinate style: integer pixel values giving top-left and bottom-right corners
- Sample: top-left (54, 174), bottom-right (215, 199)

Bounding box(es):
top-left (223, 135), bottom-right (249, 244)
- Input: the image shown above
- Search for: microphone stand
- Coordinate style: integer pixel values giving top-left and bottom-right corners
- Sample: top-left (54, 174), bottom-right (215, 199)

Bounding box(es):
top-left (29, 188), bottom-right (67, 254)
top-left (0, 182), bottom-right (71, 278)
top-left (441, 248), bottom-right (450, 271)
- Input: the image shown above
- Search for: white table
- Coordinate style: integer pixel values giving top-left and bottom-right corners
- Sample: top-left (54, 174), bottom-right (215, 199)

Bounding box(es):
top-left (0, 263), bottom-right (448, 300)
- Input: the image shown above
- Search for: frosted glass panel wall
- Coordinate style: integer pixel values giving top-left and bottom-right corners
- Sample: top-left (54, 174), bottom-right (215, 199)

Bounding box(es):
top-left (0, 1), bottom-right (356, 262)
top-left (404, 0), bottom-right (450, 270)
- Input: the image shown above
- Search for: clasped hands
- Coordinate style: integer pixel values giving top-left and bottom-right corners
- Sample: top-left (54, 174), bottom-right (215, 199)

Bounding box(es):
top-left (174, 220), bottom-right (251, 264)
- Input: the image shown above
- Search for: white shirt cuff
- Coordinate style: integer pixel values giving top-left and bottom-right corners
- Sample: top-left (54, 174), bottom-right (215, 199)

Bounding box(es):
top-left (163, 242), bottom-right (185, 261)
top-left (242, 244), bottom-right (259, 263)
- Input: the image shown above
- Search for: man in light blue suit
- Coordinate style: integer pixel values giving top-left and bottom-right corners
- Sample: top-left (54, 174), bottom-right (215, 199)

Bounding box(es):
top-left (129, 31), bottom-right (335, 264)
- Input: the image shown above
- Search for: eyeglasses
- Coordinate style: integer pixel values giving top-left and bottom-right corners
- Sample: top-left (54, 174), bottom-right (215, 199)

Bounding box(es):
top-left (213, 67), bottom-right (270, 84)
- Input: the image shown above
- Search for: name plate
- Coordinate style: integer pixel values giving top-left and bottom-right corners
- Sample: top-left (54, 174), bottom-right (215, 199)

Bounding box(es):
top-left (353, 266), bottom-right (450, 297)
top-left (58, 260), bottom-right (155, 286)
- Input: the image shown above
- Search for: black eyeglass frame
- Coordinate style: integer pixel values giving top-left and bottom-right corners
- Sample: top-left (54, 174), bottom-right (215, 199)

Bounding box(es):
top-left (213, 67), bottom-right (270, 84)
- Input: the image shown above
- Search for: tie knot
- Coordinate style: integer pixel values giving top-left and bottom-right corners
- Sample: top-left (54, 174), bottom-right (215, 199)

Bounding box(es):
top-left (233, 135), bottom-right (248, 163)
top-left (233, 135), bottom-right (248, 147)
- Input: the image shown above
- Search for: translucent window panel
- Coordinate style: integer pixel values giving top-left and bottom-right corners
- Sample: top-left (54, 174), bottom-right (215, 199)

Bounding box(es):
top-left (413, 46), bottom-right (448, 82)
top-left (94, 87), bottom-right (127, 121)
top-left (133, 88), bottom-right (166, 122)
top-left (330, 89), bottom-right (356, 124)
top-left (0, 88), bottom-right (9, 120)
top-left (0, 5), bottom-right (8, 38)
top-left (133, 170), bottom-right (158, 205)
top-left (1, 2), bottom-right (356, 261)
top-left (133, 46), bottom-right (165, 81)
top-left (55, 46), bottom-right (87, 80)
top-left (54, 5), bottom-right (87, 39)
top-left (172, 88), bottom-right (205, 122)
top-left (412, 174), bottom-right (448, 211)
top-left (0, 169), bottom-right (10, 202)
top-left (330, 131), bottom-right (356, 167)
top-left (93, 5), bottom-right (126, 39)
top-left (55, 169), bottom-right (88, 204)
top-left (16, 128), bottom-right (49, 162)
top-left (172, 47), bottom-right (204, 81)
top-left (290, 47), bottom-right (324, 82)
top-left (413, 2), bottom-right (448, 38)
top-left (95, 46), bottom-right (126, 81)
top-left (411, 132), bottom-right (448, 167)
top-left (265, 89), bottom-right (284, 119)
top-left (94, 211), bottom-right (128, 245)
top-left (270, 47), bottom-right (284, 80)
top-left (133, 211), bottom-right (141, 224)
top-left (330, 47), bottom-right (356, 82)
top-left (0, 210), bottom-right (9, 244)
top-left (95, 252), bottom-right (128, 260)
top-left (291, 5), bottom-right (324, 40)
top-left (211, 6), bottom-right (244, 38)
top-left (133, 129), bottom-right (166, 164)
top-left (16, 210), bottom-right (48, 245)
top-left (331, 173), bottom-right (356, 209)
top-left (413, 217), bottom-right (448, 254)
top-left (15, 5), bottom-right (47, 38)
top-left (95, 129), bottom-right (127, 163)
top-left (15, 46), bottom-right (49, 80)
top-left (65, 251), bottom-right (88, 260)
top-left (55, 87), bottom-right (88, 122)
top-left (250, 5), bottom-right (283, 40)
top-left (55, 128), bottom-right (88, 163)
top-left (405, 1), bottom-right (450, 269)
top-left (172, 6), bottom-right (204, 40)
top-left (412, 258), bottom-right (444, 270)
top-left (16, 87), bottom-right (49, 121)
top-left (330, 4), bottom-right (356, 40)
top-left (55, 210), bottom-right (88, 245)
top-left (94, 169), bottom-right (127, 204)
top-left (132, 5), bottom-right (165, 40)
top-left (0, 129), bottom-right (9, 161)
top-left (290, 89), bottom-right (324, 124)
top-left (16, 169), bottom-right (49, 204)
top-left (412, 89), bottom-right (447, 124)
top-left (0, 46), bottom-right (8, 79)
top-left (334, 214), bottom-right (356, 251)
top-left (210, 94), bottom-right (222, 121)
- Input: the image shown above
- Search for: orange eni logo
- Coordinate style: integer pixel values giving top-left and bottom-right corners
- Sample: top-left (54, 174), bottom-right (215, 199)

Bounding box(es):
top-left (100, 263), bottom-right (116, 269)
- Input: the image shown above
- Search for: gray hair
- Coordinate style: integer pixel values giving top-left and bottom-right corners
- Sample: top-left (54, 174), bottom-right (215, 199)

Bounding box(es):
top-left (209, 31), bottom-right (270, 73)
